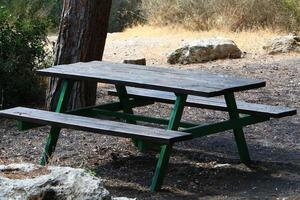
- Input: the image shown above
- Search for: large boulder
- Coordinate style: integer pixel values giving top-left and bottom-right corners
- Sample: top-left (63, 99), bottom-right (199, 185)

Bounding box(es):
top-left (263, 35), bottom-right (300, 54)
top-left (0, 163), bottom-right (111, 200)
top-left (167, 37), bottom-right (242, 64)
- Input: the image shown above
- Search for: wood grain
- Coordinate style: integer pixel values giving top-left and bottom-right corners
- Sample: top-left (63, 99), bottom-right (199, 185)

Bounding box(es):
top-left (38, 61), bottom-right (266, 97)
top-left (108, 87), bottom-right (297, 118)
top-left (0, 107), bottom-right (192, 144)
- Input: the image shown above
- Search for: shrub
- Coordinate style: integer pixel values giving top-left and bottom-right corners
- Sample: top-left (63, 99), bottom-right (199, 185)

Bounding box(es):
top-left (0, 0), bottom-right (62, 32)
top-left (0, 8), bottom-right (48, 108)
top-left (141, 0), bottom-right (300, 31)
top-left (109, 0), bottom-right (145, 32)
top-left (283, 0), bottom-right (300, 28)
top-left (0, 0), bottom-right (144, 33)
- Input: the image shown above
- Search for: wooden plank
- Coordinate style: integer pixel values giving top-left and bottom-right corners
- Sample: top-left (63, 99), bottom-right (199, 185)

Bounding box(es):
top-left (108, 88), bottom-right (297, 118)
top-left (0, 107), bottom-right (192, 144)
top-left (37, 61), bottom-right (266, 97)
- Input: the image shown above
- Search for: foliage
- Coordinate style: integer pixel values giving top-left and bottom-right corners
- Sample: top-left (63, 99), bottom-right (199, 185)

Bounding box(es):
top-left (0, 8), bottom-right (48, 108)
top-left (109, 0), bottom-right (145, 32)
top-left (0, 0), bottom-right (144, 33)
top-left (141, 0), bottom-right (300, 32)
top-left (0, 0), bottom-right (62, 32)
top-left (283, 0), bottom-right (300, 27)
top-left (1, 0), bottom-right (299, 32)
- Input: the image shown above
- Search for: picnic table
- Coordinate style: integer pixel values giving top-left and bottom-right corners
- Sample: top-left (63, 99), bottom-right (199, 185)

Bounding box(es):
top-left (0, 61), bottom-right (296, 192)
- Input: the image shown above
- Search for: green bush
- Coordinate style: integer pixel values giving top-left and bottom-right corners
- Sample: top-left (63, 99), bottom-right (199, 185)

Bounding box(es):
top-left (0, 8), bottom-right (48, 108)
top-left (0, 0), bottom-right (62, 32)
top-left (0, 0), bottom-right (144, 33)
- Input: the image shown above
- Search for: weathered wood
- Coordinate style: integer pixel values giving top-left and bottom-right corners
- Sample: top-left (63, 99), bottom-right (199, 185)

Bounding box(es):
top-left (47, 0), bottom-right (112, 110)
top-left (80, 108), bottom-right (196, 128)
top-left (39, 61), bottom-right (266, 97)
top-left (123, 58), bottom-right (146, 65)
top-left (108, 87), bottom-right (297, 118)
top-left (122, 57), bottom-right (147, 150)
top-left (0, 107), bottom-right (192, 144)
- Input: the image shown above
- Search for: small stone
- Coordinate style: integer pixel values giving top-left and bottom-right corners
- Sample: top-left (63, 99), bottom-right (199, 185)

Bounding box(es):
top-left (213, 163), bottom-right (232, 168)
top-left (123, 58), bottom-right (146, 65)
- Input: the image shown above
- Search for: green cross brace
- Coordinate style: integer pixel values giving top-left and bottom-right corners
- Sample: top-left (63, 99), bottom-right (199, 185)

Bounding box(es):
top-left (40, 79), bottom-right (74, 165)
top-left (115, 85), bottom-right (147, 151)
top-left (224, 92), bottom-right (251, 164)
top-left (150, 93), bottom-right (187, 192)
top-left (184, 114), bottom-right (269, 137)
top-left (67, 100), bottom-right (154, 116)
top-left (17, 82), bottom-right (270, 190)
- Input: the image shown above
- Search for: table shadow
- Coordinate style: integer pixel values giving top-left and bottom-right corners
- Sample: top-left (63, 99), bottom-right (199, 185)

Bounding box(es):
top-left (93, 136), bottom-right (300, 199)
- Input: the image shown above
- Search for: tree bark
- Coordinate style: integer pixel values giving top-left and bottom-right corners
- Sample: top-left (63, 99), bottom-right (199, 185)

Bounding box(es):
top-left (47, 0), bottom-right (112, 110)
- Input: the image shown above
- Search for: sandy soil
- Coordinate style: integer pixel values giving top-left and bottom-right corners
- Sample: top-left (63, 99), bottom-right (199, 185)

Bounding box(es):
top-left (1, 28), bottom-right (300, 199)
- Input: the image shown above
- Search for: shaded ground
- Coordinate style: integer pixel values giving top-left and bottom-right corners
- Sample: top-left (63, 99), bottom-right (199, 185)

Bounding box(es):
top-left (1, 32), bottom-right (300, 199)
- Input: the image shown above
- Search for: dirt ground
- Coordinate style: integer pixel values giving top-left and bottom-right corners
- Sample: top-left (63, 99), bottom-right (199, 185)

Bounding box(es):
top-left (1, 29), bottom-right (300, 199)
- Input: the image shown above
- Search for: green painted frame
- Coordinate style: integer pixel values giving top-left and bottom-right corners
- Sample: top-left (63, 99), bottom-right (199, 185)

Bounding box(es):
top-left (40, 79), bottom-right (74, 165)
top-left (23, 80), bottom-right (272, 191)
top-left (150, 93), bottom-right (187, 192)
top-left (115, 85), bottom-right (147, 151)
top-left (224, 93), bottom-right (251, 164)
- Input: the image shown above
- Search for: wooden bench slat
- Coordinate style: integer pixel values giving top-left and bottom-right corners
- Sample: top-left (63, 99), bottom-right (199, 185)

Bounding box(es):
top-left (37, 61), bottom-right (266, 97)
top-left (108, 88), bottom-right (297, 118)
top-left (0, 107), bottom-right (192, 144)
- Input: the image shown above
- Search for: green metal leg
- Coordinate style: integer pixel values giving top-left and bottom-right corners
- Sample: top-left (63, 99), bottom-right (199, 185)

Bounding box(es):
top-left (40, 80), bottom-right (73, 165)
top-left (150, 94), bottom-right (187, 192)
top-left (115, 85), bottom-right (147, 151)
top-left (115, 85), bottom-right (136, 123)
top-left (224, 93), bottom-right (251, 164)
top-left (150, 144), bottom-right (172, 192)
top-left (167, 94), bottom-right (187, 131)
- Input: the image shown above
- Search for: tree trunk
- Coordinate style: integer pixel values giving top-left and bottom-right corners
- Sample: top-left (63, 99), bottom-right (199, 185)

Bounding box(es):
top-left (47, 0), bottom-right (112, 110)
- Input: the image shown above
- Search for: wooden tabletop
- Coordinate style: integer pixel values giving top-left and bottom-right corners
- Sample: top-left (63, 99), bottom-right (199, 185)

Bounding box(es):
top-left (38, 61), bottom-right (266, 97)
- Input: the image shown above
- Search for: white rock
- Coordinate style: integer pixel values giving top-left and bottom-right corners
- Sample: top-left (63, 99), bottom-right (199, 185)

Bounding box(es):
top-left (213, 163), bottom-right (232, 168)
top-left (0, 163), bottom-right (110, 200)
top-left (167, 37), bottom-right (242, 64)
top-left (263, 35), bottom-right (300, 54)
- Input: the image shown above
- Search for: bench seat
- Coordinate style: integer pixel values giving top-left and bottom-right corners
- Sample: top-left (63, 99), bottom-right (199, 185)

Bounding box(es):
top-left (0, 107), bottom-right (192, 144)
top-left (108, 87), bottom-right (296, 118)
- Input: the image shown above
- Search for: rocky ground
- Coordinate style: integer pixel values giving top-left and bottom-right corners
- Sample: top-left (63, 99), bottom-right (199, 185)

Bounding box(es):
top-left (1, 29), bottom-right (300, 199)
